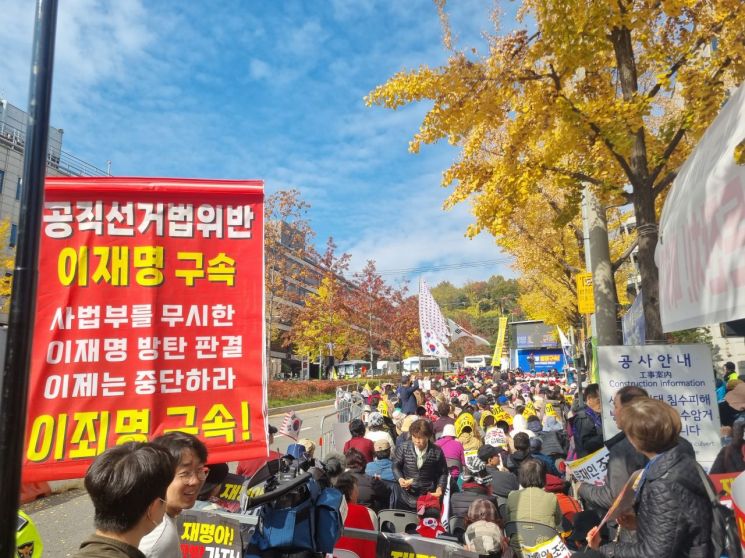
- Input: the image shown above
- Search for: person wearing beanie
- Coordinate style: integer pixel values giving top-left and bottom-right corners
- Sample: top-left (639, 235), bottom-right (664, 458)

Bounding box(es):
top-left (449, 467), bottom-right (496, 520)
top-left (365, 412), bottom-right (395, 448)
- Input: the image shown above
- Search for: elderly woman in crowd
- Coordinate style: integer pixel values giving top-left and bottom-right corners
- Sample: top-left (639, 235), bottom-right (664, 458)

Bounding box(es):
top-left (587, 398), bottom-right (712, 557)
top-left (506, 459), bottom-right (562, 556)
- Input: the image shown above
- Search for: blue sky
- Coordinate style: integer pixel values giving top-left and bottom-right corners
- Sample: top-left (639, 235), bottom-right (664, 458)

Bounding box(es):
top-left (1, 0), bottom-right (520, 287)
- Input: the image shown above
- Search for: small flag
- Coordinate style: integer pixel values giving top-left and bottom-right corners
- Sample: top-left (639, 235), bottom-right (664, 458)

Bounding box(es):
top-left (447, 319), bottom-right (490, 346)
top-left (279, 411), bottom-right (302, 441)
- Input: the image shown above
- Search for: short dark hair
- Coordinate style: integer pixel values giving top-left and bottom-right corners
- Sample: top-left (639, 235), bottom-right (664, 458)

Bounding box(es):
top-left (616, 385), bottom-right (649, 405)
top-left (375, 448), bottom-right (391, 460)
top-left (584, 383), bottom-right (600, 399)
top-left (623, 398), bottom-right (681, 453)
top-left (335, 472), bottom-right (358, 503)
top-left (482, 414), bottom-right (496, 429)
top-left (513, 432), bottom-right (530, 451)
top-left (515, 405), bottom-right (525, 415)
top-left (152, 431), bottom-right (208, 465)
top-left (496, 420), bottom-right (510, 432)
top-left (349, 418), bottom-right (366, 437)
top-left (726, 361), bottom-right (737, 372)
top-left (437, 401), bottom-right (451, 417)
top-left (86, 442), bottom-right (175, 533)
top-left (518, 458), bottom-right (546, 488)
top-left (409, 419), bottom-right (434, 438)
top-left (344, 448), bottom-right (366, 471)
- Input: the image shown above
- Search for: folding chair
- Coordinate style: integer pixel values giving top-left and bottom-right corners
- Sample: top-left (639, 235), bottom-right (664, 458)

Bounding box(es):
top-left (378, 509), bottom-right (419, 534)
top-left (367, 508), bottom-right (379, 531)
top-left (448, 515), bottom-right (466, 543)
top-left (333, 549), bottom-right (361, 558)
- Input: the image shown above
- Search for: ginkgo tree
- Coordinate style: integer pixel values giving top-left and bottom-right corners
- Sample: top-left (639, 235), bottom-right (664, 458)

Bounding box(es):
top-left (367, 0), bottom-right (745, 340)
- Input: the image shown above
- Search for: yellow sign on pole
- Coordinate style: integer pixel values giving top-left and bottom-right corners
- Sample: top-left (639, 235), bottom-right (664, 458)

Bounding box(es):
top-left (576, 272), bottom-right (595, 314)
top-left (491, 316), bottom-right (508, 366)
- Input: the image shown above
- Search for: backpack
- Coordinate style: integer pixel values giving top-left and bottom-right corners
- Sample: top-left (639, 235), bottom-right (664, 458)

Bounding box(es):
top-left (251, 476), bottom-right (344, 554)
top-left (694, 464), bottom-right (743, 558)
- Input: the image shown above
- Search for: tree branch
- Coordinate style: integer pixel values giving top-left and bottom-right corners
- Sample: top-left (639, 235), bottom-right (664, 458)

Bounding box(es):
top-left (652, 170), bottom-right (677, 200)
top-left (612, 238), bottom-right (638, 273)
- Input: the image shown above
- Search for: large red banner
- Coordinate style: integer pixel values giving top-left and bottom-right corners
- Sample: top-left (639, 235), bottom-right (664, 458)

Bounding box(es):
top-left (23, 177), bottom-right (266, 482)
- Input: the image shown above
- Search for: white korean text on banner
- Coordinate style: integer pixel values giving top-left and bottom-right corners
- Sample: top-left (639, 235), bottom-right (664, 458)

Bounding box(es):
top-left (418, 278), bottom-right (451, 358)
top-left (597, 344), bottom-right (720, 468)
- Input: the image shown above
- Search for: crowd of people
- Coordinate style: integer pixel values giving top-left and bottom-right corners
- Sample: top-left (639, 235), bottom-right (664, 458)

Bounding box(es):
top-left (71, 366), bottom-right (732, 558)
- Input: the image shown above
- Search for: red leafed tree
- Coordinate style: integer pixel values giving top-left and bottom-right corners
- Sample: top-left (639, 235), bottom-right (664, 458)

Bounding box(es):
top-left (348, 260), bottom-right (393, 365)
top-left (384, 284), bottom-right (420, 361)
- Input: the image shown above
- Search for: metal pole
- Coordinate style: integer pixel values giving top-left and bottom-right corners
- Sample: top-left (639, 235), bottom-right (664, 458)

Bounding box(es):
top-left (0, 1), bottom-right (58, 556)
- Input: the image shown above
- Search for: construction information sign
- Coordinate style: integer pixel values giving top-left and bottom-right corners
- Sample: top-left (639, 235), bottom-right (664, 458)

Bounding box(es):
top-left (597, 344), bottom-right (720, 469)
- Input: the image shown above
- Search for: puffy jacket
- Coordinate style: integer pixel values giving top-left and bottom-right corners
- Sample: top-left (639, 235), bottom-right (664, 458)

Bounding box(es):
top-left (449, 484), bottom-right (496, 519)
top-left (392, 440), bottom-right (449, 496)
top-left (599, 443), bottom-right (712, 558)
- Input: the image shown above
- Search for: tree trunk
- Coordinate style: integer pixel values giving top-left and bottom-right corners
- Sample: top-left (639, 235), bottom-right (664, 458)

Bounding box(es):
top-left (611, 25), bottom-right (664, 341)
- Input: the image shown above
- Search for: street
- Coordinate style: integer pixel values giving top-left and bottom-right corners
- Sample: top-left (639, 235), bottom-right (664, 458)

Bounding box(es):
top-left (22, 403), bottom-right (335, 558)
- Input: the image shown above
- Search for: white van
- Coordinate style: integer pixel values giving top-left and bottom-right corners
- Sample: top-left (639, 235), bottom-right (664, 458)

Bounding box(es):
top-left (463, 354), bottom-right (492, 368)
top-left (402, 356), bottom-right (449, 373)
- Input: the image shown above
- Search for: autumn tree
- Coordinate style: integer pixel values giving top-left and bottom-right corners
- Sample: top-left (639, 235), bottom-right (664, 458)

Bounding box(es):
top-left (367, 0), bottom-right (745, 340)
top-left (287, 238), bottom-right (365, 364)
top-left (384, 286), bottom-right (420, 361)
top-left (348, 260), bottom-right (392, 366)
top-left (264, 189), bottom-right (315, 371)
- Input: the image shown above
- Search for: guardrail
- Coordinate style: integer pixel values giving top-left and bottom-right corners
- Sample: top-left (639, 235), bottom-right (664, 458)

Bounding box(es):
top-left (318, 385), bottom-right (366, 458)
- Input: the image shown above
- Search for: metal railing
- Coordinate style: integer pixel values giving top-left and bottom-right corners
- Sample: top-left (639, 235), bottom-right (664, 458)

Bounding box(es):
top-left (318, 386), bottom-right (365, 458)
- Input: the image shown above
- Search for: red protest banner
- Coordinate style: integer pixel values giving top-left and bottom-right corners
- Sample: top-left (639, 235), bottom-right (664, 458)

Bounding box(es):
top-left (22, 177), bottom-right (266, 482)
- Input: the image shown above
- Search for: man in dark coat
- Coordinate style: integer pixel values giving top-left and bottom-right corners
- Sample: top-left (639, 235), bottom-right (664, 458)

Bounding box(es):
top-left (392, 419), bottom-right (448, 511)
top-left (449, 470), bottom-right (496, 519)
top-left (571, 383), bottom-right (604, 458)
top-left (398, 375), bottom-right (420, 415)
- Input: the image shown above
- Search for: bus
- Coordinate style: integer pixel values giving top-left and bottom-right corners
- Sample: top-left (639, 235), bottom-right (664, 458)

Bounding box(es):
top-left (463, 354), bottom-right (493, 369)
top-left (336, 360), bottom-right (372, 378)
top-left (402, 356), bottom-right (449, 373)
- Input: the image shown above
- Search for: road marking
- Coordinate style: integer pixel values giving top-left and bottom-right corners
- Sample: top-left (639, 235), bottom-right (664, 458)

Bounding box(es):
top-left (300, 427), bottom-right (312, 432)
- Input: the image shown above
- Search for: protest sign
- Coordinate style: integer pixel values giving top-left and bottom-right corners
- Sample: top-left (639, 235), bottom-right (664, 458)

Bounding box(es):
top-left (710, 472), bottom-right (739, 505)
top-left (521, 535), bottom-right (572, 558)
top-left (598, 344), bottom-right (720, 468)
top-left (599, 470), bottom-right (642, 527)
top-left (464, 450), bottom-right (483, 473)
top-left (484, 428), bottom-right (508, 448)
top-left (565, 447), bottom-right (610, 486)
top-left (23, 177), bottom-right (266, 481)
top-left (178, 510), bottom-right (243, 558)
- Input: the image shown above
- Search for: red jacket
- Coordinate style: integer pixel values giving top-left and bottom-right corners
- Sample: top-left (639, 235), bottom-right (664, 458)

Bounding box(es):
top-left (344, 436), bottom-right (375, 463)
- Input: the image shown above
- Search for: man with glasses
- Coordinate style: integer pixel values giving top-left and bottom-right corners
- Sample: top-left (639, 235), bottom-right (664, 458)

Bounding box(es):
top-left (73, 442), bottom-right (175, 558)
top-left (140, 432), bottom-right (209, 558)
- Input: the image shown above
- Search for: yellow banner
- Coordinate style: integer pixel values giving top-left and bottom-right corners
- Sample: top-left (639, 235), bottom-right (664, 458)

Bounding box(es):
top-left (577, 272), bottom-right (595, 314)
top-left (491, 316), bottom-right (508, 365)
top-left (455, 412), bottom-right (475, 437)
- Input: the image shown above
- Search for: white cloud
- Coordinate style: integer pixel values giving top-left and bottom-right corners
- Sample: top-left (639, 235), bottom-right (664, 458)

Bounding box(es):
top-left (249, 58), bottom-right (272, 81)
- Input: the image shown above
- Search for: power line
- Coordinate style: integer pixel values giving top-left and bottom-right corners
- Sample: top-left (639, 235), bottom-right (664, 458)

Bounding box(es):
top-left (377, 258), bottom-right (512, 276)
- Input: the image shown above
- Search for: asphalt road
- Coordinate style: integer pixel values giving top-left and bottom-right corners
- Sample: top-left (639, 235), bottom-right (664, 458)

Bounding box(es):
top-left (22, 403), bottom-right (336, 558)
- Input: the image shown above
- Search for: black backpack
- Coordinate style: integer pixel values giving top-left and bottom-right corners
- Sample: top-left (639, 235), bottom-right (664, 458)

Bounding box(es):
top-left (694, 464), bottom-right (743, 558)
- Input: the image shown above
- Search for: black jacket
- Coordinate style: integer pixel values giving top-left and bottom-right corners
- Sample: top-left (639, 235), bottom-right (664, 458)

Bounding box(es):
top-left (710, 443), bottom-right (745, 474)
top-left (599, 443), bottom-right (712, 558)
top-left (484, 465), bottom-right (519, 498)
top-left (449, 484), bottom-right (496, 519)
top-left (571, 407), bottom-right (604, 458)
top-left (349, 469), bottom-right (391, 513)
top-left (392, 440), bottom-right (449, 496)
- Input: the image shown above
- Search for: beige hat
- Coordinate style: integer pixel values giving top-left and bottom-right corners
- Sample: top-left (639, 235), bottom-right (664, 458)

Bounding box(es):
top-left (297, 438), bottom-right (315, 456)
top-left (374, 438), bottom-right (391, 451)
top-left (401, 415), bottom-right (417, 433)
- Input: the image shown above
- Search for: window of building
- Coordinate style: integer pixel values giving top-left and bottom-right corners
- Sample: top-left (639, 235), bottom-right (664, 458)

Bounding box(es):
top-left (16, 178), bottom-right (22, 200)
top-left (0, 170), bottom-right (4, 193)
top-left (9, 223), bottom-right (17, 248)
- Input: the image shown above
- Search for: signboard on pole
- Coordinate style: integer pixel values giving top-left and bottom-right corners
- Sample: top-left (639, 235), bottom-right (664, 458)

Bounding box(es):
top-left (597, 344), bottom-right (720, 468)
top-left (656, 81), bottom-right (745, 332)
top-left (576, 272), bottom-right (595, 314)
top-left (23, 177), bottom-right (267, 482)
top-left (622, 291), bottom-right (646, 345)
